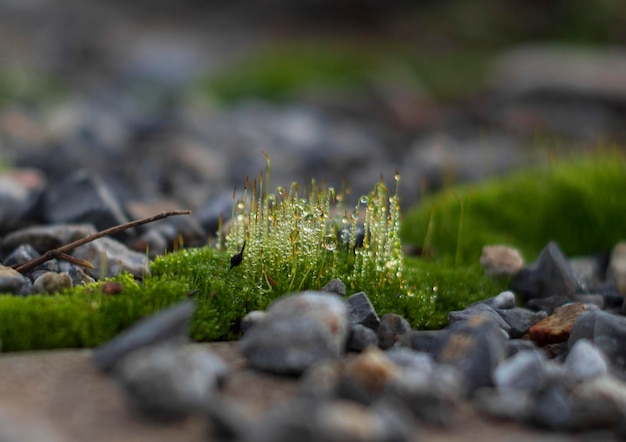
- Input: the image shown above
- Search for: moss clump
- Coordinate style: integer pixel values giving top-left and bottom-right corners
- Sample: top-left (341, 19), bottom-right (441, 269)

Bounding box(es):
top-left (0, 69), bottom-right (67, 106)
top-left (153, 154), bottom-right (405, 339)
top-left (0, 274), bottom-right (191, 351)
top-left (200, 39), bottom-right (492, 105)
top-left (401, 150), bottom-right (626, 266)
top-left (220, 154), bottom-right (403, 298)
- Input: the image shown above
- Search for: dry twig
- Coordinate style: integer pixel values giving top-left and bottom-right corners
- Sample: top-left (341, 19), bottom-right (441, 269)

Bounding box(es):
top-left (12, 210), bottom-right (192, 274)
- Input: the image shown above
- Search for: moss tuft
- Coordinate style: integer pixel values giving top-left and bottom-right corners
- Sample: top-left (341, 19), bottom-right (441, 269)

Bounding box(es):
top-left (401, 150), bottom-right (626, 265)
top-left (0, 274), bottom-right (191, 351)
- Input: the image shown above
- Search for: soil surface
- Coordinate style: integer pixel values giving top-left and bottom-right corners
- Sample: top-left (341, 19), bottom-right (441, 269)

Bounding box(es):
top-left (0, 342), bottom-right (584, 442)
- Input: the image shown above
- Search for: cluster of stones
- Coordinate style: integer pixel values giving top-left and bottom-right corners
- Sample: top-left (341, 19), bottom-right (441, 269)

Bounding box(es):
top-left (91, 240), bottom-right (626, 440)
top-left (0, 170), bottom-right (207, 295)
top-left (0, 222), bottom-right (148, 295)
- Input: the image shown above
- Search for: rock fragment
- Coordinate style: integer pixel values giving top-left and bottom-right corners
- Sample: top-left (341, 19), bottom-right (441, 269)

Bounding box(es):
top-left (511, 241), bottom-right (579, 303)
top-left (114, 344), bottom-right (228, 419)
top-left (345, 291), bottom-right (379, 330)
top-left (93, 300), bottom-right (195, 372)
top-left (480, 245), bottom-right (524, 278)
top-left (239, 291), bottom-right (348, 374)
top-left (377, 313), bottom-right (411, 350)
top-left (528, 303), bottom-right (588, 346)
top-left (0, 264), bottom-right (29, 294)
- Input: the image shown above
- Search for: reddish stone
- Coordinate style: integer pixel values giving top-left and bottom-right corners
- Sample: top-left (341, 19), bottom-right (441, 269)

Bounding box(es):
top-left (528, 303), bottom-right (587, 346)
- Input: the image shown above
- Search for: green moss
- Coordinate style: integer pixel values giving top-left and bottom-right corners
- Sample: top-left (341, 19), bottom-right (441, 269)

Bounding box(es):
top-left (152, 156), bottom-right (405, 339)
top-left (0, 69), bottom-right (67, 106)
top-left (360, 258), bottom-right (507, 329)
top-left (0, 274), bottom-right (191, 351)
top-left (200, 39), bottom-right (493, 104)
top-left (203, 41), bottom-right (375, 104)
top-left (401, 150), bottom-right (626, 266)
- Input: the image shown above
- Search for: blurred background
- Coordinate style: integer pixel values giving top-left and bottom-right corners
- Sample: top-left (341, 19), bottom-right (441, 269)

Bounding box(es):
top-left (1, 0), bottom-right (626, 224)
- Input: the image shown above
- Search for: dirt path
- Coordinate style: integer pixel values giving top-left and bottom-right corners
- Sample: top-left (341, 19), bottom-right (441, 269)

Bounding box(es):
top-left (0, 343), bottom-right (582, 442)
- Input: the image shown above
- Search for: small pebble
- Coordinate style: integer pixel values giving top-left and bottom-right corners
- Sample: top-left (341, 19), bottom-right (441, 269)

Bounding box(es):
top-left (480, 245), bottom-right (524, 278)
top-left (32, 271), bottom-right (72, 294)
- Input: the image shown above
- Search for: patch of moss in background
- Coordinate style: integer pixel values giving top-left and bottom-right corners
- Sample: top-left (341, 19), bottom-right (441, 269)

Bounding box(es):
top-left (199, 0), bottom-right (626, 107)
top-left (401, 150), bottom-right (626, 266)
top-left (200, 39), bottom-right (493, 105)
top-left (0, 69), bottom-right (67, 106)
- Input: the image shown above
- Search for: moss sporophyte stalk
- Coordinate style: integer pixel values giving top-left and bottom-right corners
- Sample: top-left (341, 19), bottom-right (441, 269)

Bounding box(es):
top-left (218, 152), bottom-right (404, 297)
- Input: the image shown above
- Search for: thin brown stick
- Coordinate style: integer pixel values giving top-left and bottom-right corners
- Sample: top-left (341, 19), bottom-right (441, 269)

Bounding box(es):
top-left (12, 210), bottom-right (192, 274)
top-left (53, 252), bottom-right (95, 270)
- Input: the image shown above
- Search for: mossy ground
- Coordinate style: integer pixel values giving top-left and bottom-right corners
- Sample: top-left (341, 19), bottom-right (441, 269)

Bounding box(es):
top-left (200, 39), bottom-right (493, 105)
top-left (0, 150), bottom-right (624, 351)
top-left (0, 70), bottom-right (67, 106)
top-left (401, 149), bottom-right (626, 265)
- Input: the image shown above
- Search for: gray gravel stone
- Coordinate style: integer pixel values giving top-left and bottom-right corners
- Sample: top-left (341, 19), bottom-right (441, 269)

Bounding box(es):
top-left (398, 329), bottom-right (446, 354)
top-left (494, 349), bottom-right (561, 393)
top-left (298, 359), bottom-right (344, 400)
top-left (607, 241), bottom-right (626, 296)
top-left (479, 290), bottom-right (517, 310)
top-left (250, 397), bottom-right (412, 442)
top-left (42, 169), bottom-right (131, 234)
top-left (0, 264), bottom-right (29, 294)
top-left (570, 374), bottom-right (626, 431)
top-left (564, 339), bottom-right (609, 383)
top-left (474, 387), bottom-right (534, 421)
top-left (1, 224), bottom-right (96, 255)
top-left (436, 316), bottom-right (507, 394)
top-left (387, 362), bottom-right (463, 425)
top-left (569, 256), bottom-right (605, 293)
top-left (238, 291), bottom-right (348, 374)
top-left (528, 380), bottom-right (573, 430)
top-left (240, 310), bottom-right (266, 335)
top-left (346, 323), bottom-right (378, 352)
top-left (385, 347), bottom-right (436, 373)
top-left (525, 295), bottom-right (571, 315)
top-left (59, 261), bottom-right (95, 286)
top-left (2, 244), bottom-right (40, 267)
top-left (114, 344), bottom-right (228, 419)
top-left (133, 215), bottom-right (207, 258)
top-left (93, 300), bottom-right (196, 372)
top-left (72, 236), bottom-right (150, 279)
top-left (505, 338), bottom-right (541, 357)
top-left (321, 278), bottom-right (346, 297)
top-left (338, 347), bottom-right (400, 404)
top-left (572, 293), bottom-right (605, 309)
top-left (496, 307), bottom-right (546, 338)
top-left (345, 291), bottom-right (379, 330)
top-left (568, 310), bottom-right (626, 370)
top-left (448, 303), bottom-right (511, 335)
top-left (377, 313), bottom-right (411, 350)
top-left (511, 241), bottom-right (579, 303)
